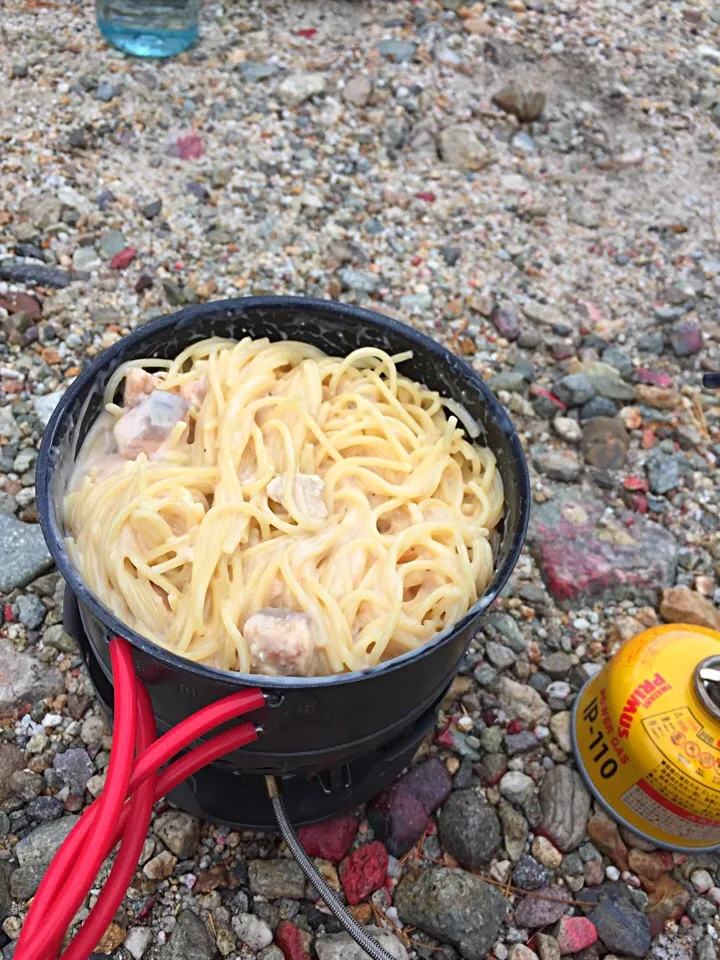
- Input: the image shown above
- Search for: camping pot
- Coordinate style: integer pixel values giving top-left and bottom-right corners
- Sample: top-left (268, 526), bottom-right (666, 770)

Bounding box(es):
top-left (36, 297), bottom-right (530, 782)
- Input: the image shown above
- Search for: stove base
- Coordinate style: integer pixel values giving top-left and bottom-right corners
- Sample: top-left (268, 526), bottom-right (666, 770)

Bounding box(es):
top-left (66, 592), bottom-right (440, 828)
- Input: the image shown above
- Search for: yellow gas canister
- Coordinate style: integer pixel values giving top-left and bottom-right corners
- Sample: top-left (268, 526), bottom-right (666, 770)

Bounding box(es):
top-left (572, 623), bottom-right (720, 851)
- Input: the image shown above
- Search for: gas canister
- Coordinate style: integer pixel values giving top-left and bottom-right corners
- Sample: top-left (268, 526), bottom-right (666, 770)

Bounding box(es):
top-left (572, 623), bottom-right (720, 851)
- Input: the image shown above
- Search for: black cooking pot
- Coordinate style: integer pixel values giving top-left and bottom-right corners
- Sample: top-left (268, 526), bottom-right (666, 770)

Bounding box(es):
top-left (37, 297), bottom-right (530, 777)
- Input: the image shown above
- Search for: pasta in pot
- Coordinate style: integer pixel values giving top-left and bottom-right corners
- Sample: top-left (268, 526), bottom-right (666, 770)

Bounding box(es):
top-left (64, 337), bottom-right (504, 677)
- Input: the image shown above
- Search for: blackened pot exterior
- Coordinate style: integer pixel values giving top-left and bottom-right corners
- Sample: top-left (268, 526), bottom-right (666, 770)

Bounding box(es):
top-left (37, 297), bottom-right (530, 776)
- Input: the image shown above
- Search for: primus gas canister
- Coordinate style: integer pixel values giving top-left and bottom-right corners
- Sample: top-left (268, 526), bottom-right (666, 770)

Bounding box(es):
top-left (572, 623), bottom-right (720, 851)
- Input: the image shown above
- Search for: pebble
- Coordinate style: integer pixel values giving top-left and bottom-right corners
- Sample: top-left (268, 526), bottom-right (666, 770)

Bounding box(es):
top-left (298, 815), bottom-right (358, 864)
top-left (0, 638), bottom-right (63, 712)
top-left (532, 836), bottom-right (563, 869)
top-left (499, 801), bottom-right (529, 862)
top-left (589, 893), bottom-right (650, 957)
top-left (53, 749), bottom-right (94, 796)
top-left (315, 926), bottom-right (408, 960)
top-left (395, 867), bottom-right (506, 960)
top-left (553, 417), bottom-right (583, 444)
top-left (581, 417), bottom-right (629, 471)
top-left (376, 40), bottom-right (417, 62)
top-left (0, 513), bottom-right (53, 591)
top-left (124, 928), bottom-right (153, 960)
top-left (143, 850), bottom-right (177, 881)
top-left (343, 75), bottom-right (372, 107)
top-left (513, 856), bottom-right (551, 890)
top-left (340, 841), bottom-right (388, 904)
top-left (691, 869), bottom-right (714, 894)
top-left (538, 766), bottom-right (591, 852)
top-left (531, 446), bottom-right (582, 483)
top-left (231, 913), bottom-right (273, 951)
top-left (439, 790), bottom-right (502, 869)
top-left (499, 677), bottom-right (551, 726)
top-left (553, 374), bottom-right (595, 407)
top-left (500, 771), bottom-right (536, 807)
top-left (159, 909), bottom-right (215, 960)
top-left (439, 125), bottom-right (490, 172)
top-left (669, 321), bottom-right (703, 357)
top-left (0, 261), bottom-right (72, 288)
top-left (368, 758), bottom-right (451, 857)
top-left (15, 594), bottom-right (47, 629)
top-left (16, 815), bottom-right (78, 865)
top-left (248, 858), bottom-right (306, 900)
top-left (154, 810), bottom-right (201, 859)
top-left (277, 72), bottom-right (327, 107)
top-left (555, 916), bottom-right (598, 955)
top-left (514, 886), bottom-right (571, 928)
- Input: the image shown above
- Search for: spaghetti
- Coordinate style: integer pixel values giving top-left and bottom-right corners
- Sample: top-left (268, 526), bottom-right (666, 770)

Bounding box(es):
top-left (64, 337), bottom-right (504, 676)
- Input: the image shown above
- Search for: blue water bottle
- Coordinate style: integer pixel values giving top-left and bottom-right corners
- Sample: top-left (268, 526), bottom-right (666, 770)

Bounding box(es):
top-left (97, 0), bottom-right (199, 58)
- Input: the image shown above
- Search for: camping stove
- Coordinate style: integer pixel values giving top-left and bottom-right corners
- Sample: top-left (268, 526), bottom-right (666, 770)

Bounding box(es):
top-left (64, 589), bottom-right (442, 830)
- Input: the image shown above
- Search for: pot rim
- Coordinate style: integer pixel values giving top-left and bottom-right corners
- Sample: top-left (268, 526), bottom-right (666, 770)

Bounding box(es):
top-left (36, 295), bottom-right (530, 690)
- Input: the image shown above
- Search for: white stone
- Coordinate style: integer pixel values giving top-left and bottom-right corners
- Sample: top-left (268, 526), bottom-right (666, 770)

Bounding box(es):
top-left (124, 928), bottom-right (153, 960)
top-left (606, 865), bottom-right (620, 881)
top-left (499, 770), bottom-right (535, 806)
top-left (277, 73), bottom-right (327, 107)
top-left (692, 869), bottom-right (714, 894)
top-left (232, 913), bottom-right (273, 951)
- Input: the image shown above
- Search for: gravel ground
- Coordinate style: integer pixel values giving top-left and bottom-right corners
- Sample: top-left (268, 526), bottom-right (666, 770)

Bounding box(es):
top-left (1, 0), bottom-right (720, 958)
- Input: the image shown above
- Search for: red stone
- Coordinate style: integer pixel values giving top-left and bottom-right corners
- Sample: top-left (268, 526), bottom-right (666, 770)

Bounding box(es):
top-left (507, 718), bottom-right (524, 735)
top-left (3, 604), bottom-right (13, 623)
top-left (367, 758), bottom-right (451, 856)
top-left (556, 916), bottom-right (598, 955)
top-left (415, 191), bottom-right (436, 202)
top-left (297, 815), bottom-right (358, 864)
top-left (623, 476), bottom-right (649, 492)
top-left (634, 368), bottom-right (673, 388)
top-left (275, 921), bottom-right (311, 960)
top-left (296, 27), bottom-right (317, 37)
top-left (110, 247), bottom-right (137, 270)
top-left (0, 293), bottom-right (41, 319)
top-left (528, 490), bottom-right (677, 606)
top-left (529, 384), bottom-right (567, 412)
top-left (631, 494), bottom-right (648, 514)
top-left (176, 132), bottom-right (204, 160)
top-left (340, 841), bottom-right (389, 905)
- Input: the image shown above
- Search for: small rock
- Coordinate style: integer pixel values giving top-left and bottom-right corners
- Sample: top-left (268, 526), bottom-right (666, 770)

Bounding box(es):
top-left (238, 61), bottom-right (279, 82)
top-left (96, 922), bottom-right (127, 954)
top-left (340, 841), bottom-right (388, 904)
top-left (72, 247), bottom-right (101, 272)
top-left (439, 790), bottom-right (502, 868)
top-left (16, 816), bottom-right (78, 865)
top-left (141, 199), bottom-right (162, 219)
top-left (368, 757), bottom-right (451, 856)
top-left (492, 305), bottom-right (521, 340)
top-left (489, 372), bottom-right (528, 394)
top-left (669, 321), bottom-right (703, 357)
top-left (493, 83), bottom-right (546, 122)
top-left (26, 796), bottom-right (63, 821)
top-left (80, 714), bottom-right (108, 746)
top-left (509, 948), bottom-right (539, 960)
top-left (0, 745), bottom-right (24, 802)
top-left (513, 856), bottom-right (551, 890)
top-left (99, 230), bottom-right (126, 259)
top-left (499, 771), bottom-right (536, 807)
top-left (343, 75), bottom-right (372, 106)
top-left (499, 801), bottom-right (529, 862)
top-left (659, 586), bottom-right (720, 631)
top-left (528, 490), bottom-right (678, 605)
top-left (11, 771), bottom-right (44, 802)
top-left (160, 910), bottom-right (215, 960)
top-left (124, 928), bottom-right (153, 960)
top-left (10, 864), bottom-right (46, 901)
top-left (154, 810), bottom-right (201, 859)
top-left (601, 347), bottom-right (633, 380)
top-left (532, 446), bottom-right (582, 483)
top-left (581, 417), bottom-right (629, 470)
top-left (232, 913), bottom-right (273, 951)
top-left (646, 454), bottom-right (680, 495)
top-left (249, 859), bottom-right (306, 900)
top-left (536, 934), bottom-right (561, 960)
top-left (439, 125), bottom-right (490, 171)
top-left (553, 417), bottom-right (582, 444)
top-left (587, 815), bottom-right (628, 872)
top-left (524, 301), bottom-right (564, 329)
top-left (440, 246), bottom-right (462, 267)
top-left (588, 895), bottom-right (650, 958)
top-left (486, 640), bottom-right (517, 669)
top-left (395, 867), bottom-right (506, 960)
top-left (0, 638), bottom-right (63, 712)
top-left (110, 247), bottom-right (137, 270)
top-left (337, 268), bottom-right (379, 294)
top-left (143, 850), bottom-right (177, 880)
top-left (515, 886), bottom-right (571, 927)
top-left (298, 815), bottom-right (358, 864)
top-left (499, 676), bottom-right (551, 726)
top-left (584, 363), bottom-right (636, 401)
top-left (538, 767), bottom-right (591, 852)
top-left (0, 260), bottom-right (72, 288)
top-left (554, 374), bottom-right (595, 407)
top-left (277, 73), bottom-right (327, 106)
top-left (53, 749), bottom-right (93, 796)
top-left (15, 594), bottom-right (46, 629)
top-left (580, 397), bottom-right (619, 421)
top-left (626, 848), bottom-right (668, 881)
top-left (549, 713), bottom-right (572, 753)
top-left (376, 40), bottom-right (417, 62)
top-left (32, 391), bottom-right (64, 427)
top-left (691, 869), bottom-right (714, 894)
top-left (95, 82), bottom-right (119, 102)
top-left (555, 916), bottom-right (598, 955)
top-left (315, 926), bottom-right (408, 960)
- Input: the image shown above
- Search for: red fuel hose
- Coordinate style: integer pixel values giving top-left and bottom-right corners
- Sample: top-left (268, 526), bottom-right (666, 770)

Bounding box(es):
top-left (14, 637), bottom-right (264, 960)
